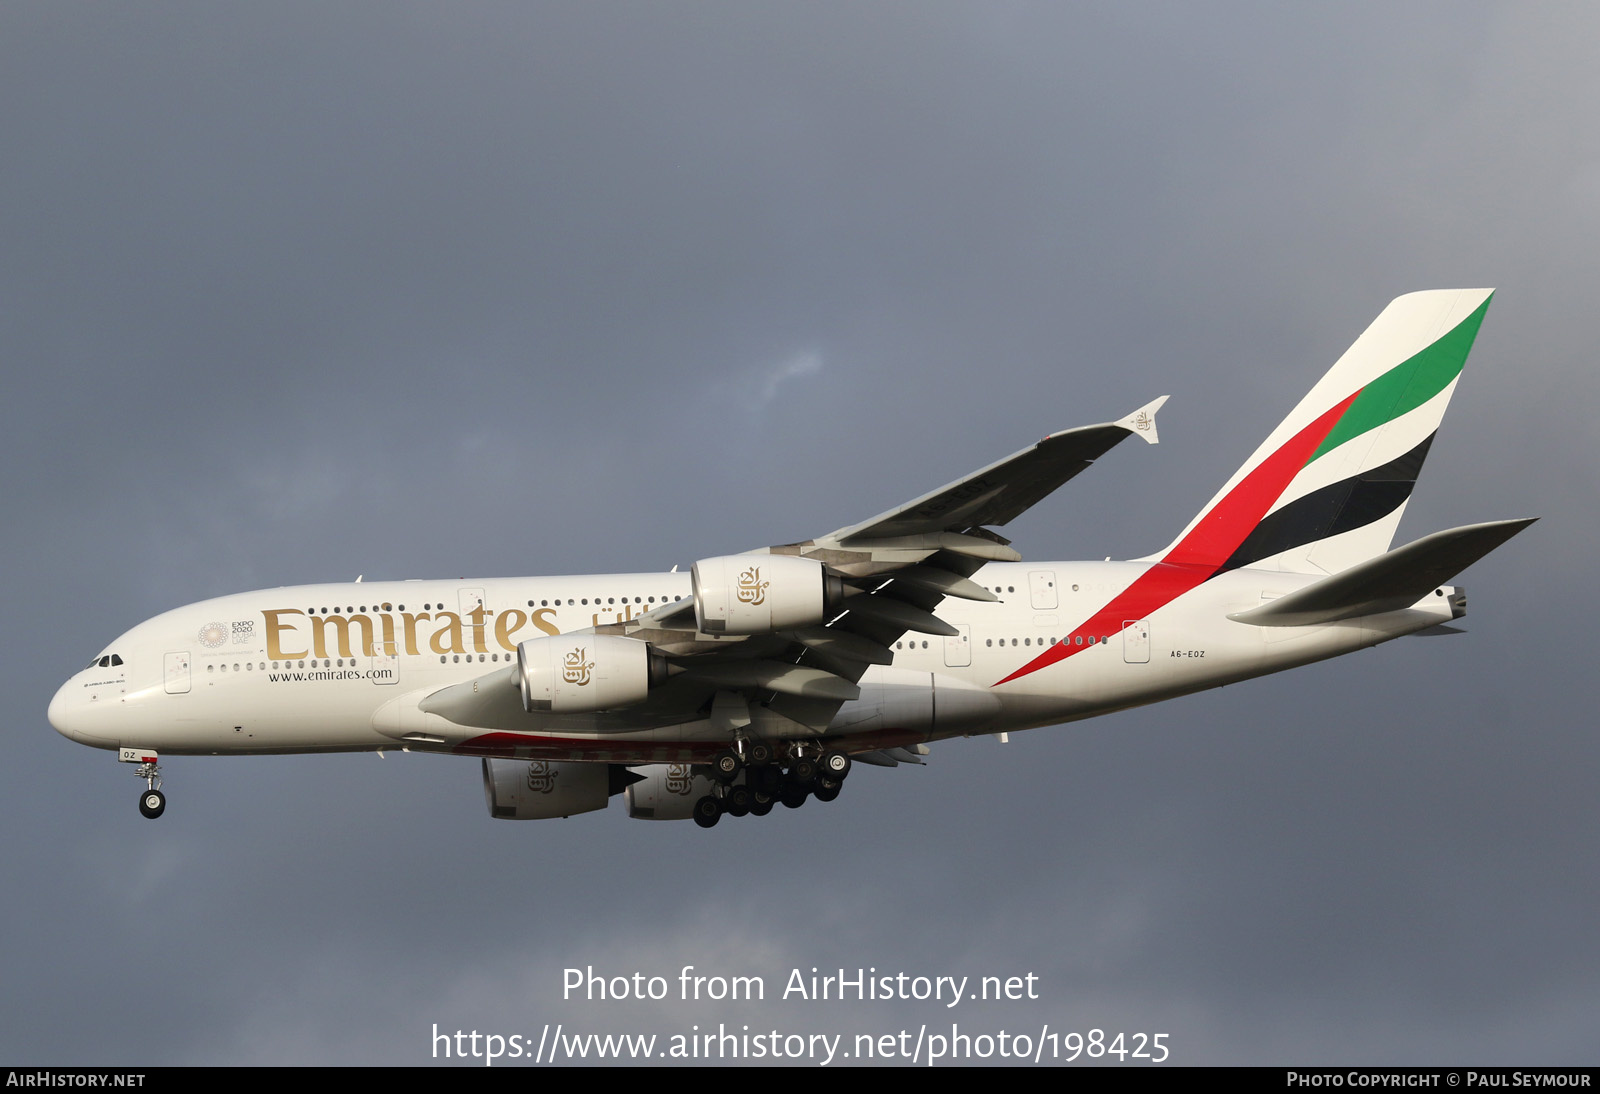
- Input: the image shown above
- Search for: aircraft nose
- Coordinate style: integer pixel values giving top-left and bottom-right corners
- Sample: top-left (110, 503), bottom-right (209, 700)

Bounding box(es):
top-left (49, 677), bottom-right (113, 747)
top-left (48, 679), bottom-right (80, 740)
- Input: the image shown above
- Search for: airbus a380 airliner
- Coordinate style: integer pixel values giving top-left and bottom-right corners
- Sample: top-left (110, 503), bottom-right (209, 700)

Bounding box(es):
top-left (50, 290), bottom-right (1533, 828)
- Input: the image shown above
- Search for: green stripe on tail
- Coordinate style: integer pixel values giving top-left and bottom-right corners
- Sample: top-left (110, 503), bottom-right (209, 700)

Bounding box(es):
top-left (1309, 294), bottom-right (1492, 463)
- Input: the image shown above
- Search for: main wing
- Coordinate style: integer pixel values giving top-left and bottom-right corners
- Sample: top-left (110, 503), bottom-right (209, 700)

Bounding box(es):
top-left (825, 396), bottom-right (1168, 543)
top-left (422, 397), bottom-right (1167, 740)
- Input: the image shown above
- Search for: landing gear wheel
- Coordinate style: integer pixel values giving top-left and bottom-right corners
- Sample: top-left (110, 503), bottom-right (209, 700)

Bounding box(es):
top-left (711, 749), bottom-right (742, 783)
top-left (692, 795), bottom-right (723, 828)
top-left (820, 751), bottom-right (851, 780)
top-left (747, 742), bottom-right (772, 765)
top-left (790, 756), bottom-right (818, 784)
top-left (750, 794), bottom-right (774, 817)
top-left (725, 785), bottom-right (752, 817)
top-left (131, 759), bottom-right (163, 818)
top-left (813, 780), bottom-right (841, 803)
top-left (780, 786), bottom-right (809, 809)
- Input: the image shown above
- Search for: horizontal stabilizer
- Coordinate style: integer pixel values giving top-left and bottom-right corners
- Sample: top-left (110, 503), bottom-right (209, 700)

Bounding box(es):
top-left (1228, 518), bottom-right (1536, 627)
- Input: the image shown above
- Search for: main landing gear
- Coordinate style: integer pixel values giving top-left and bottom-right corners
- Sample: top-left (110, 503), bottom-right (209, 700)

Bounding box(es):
top-left (692, 742), bottom-right (853, 829)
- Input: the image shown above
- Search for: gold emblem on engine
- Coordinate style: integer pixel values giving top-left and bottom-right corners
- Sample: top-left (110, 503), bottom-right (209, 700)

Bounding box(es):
top-left (527, 761), bottom-right (559, 793)
top-left (735, 565), bottom-right (768, 606)
top-left (562, 647), bottom-right (594, 686)
top-left (664, 763), bottom-right (694, 795)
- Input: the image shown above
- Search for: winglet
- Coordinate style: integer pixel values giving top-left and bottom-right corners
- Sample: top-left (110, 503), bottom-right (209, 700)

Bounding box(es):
top-left (1115, 396), bottom-right (1168, 445)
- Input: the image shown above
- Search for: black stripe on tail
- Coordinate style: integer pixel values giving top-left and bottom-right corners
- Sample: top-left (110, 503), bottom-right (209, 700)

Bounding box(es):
top-left (1217, 433), bottom-right (1435, 575)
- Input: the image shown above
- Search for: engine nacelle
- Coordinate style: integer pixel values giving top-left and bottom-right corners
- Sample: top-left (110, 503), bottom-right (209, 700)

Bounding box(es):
top-left (624, 763), bottom-right (721, 820)
top-left (691, 553), bottom-right (844, 634)
top-left (516, 634), bottom-right (667, 713)
top-left (482, 758), bottom-right (613, 820)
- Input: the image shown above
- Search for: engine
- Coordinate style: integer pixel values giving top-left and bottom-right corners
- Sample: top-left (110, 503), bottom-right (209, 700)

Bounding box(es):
top-left (481, 758), bottom-right (624, 820)
top-left (516, 634), bottom-right (668, 713)
top-left (624, 764), bottom-right (720, 820)
top-left (691, 553), bottom-right (845, 634)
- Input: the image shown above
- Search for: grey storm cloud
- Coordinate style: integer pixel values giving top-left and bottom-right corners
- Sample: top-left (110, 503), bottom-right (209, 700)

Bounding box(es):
top-left (3, 2), bottom-right (1594, 1066)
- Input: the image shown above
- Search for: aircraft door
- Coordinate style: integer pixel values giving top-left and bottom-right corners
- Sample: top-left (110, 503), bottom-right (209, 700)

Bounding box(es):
top-left (1122, 620), bottom-right (1151, 664)
top-left (1028, 571), bottom-right (1058, 610)
top-left (163, 652), bottom-right (191, 694)
top-left (943, 624), bottom-right (971, 668)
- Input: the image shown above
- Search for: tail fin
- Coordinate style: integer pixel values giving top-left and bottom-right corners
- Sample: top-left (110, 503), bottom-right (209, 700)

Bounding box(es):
top-left (1146, 289), bottom-right (1494, 576)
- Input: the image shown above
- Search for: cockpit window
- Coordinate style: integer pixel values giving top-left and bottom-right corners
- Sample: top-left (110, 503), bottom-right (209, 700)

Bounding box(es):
top-left (89, 654), bottom-right (124, 669)
top-left (110, 654), bottom-right (123, 666)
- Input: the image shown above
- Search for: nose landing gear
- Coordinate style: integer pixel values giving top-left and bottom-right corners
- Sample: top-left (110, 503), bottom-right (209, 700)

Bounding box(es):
top-left (120, 747), bottom-right (165, 819)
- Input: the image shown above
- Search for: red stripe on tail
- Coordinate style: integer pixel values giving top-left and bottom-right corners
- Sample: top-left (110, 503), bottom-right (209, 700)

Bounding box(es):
top-left (993, 391), bottom-right (1359, 687)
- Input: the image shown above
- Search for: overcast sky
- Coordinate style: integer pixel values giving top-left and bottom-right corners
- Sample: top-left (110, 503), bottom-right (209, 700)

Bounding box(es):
top-left (4, 2), bottom-right (1595, 1066)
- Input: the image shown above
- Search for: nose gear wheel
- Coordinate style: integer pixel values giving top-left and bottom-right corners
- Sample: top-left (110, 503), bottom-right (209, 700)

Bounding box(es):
top-left (134, 762), bottom-right (165, 820)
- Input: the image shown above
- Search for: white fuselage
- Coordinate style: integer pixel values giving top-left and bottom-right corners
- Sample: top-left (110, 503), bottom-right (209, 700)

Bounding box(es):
top-left (48, 560), bottom-right (1456, 762)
